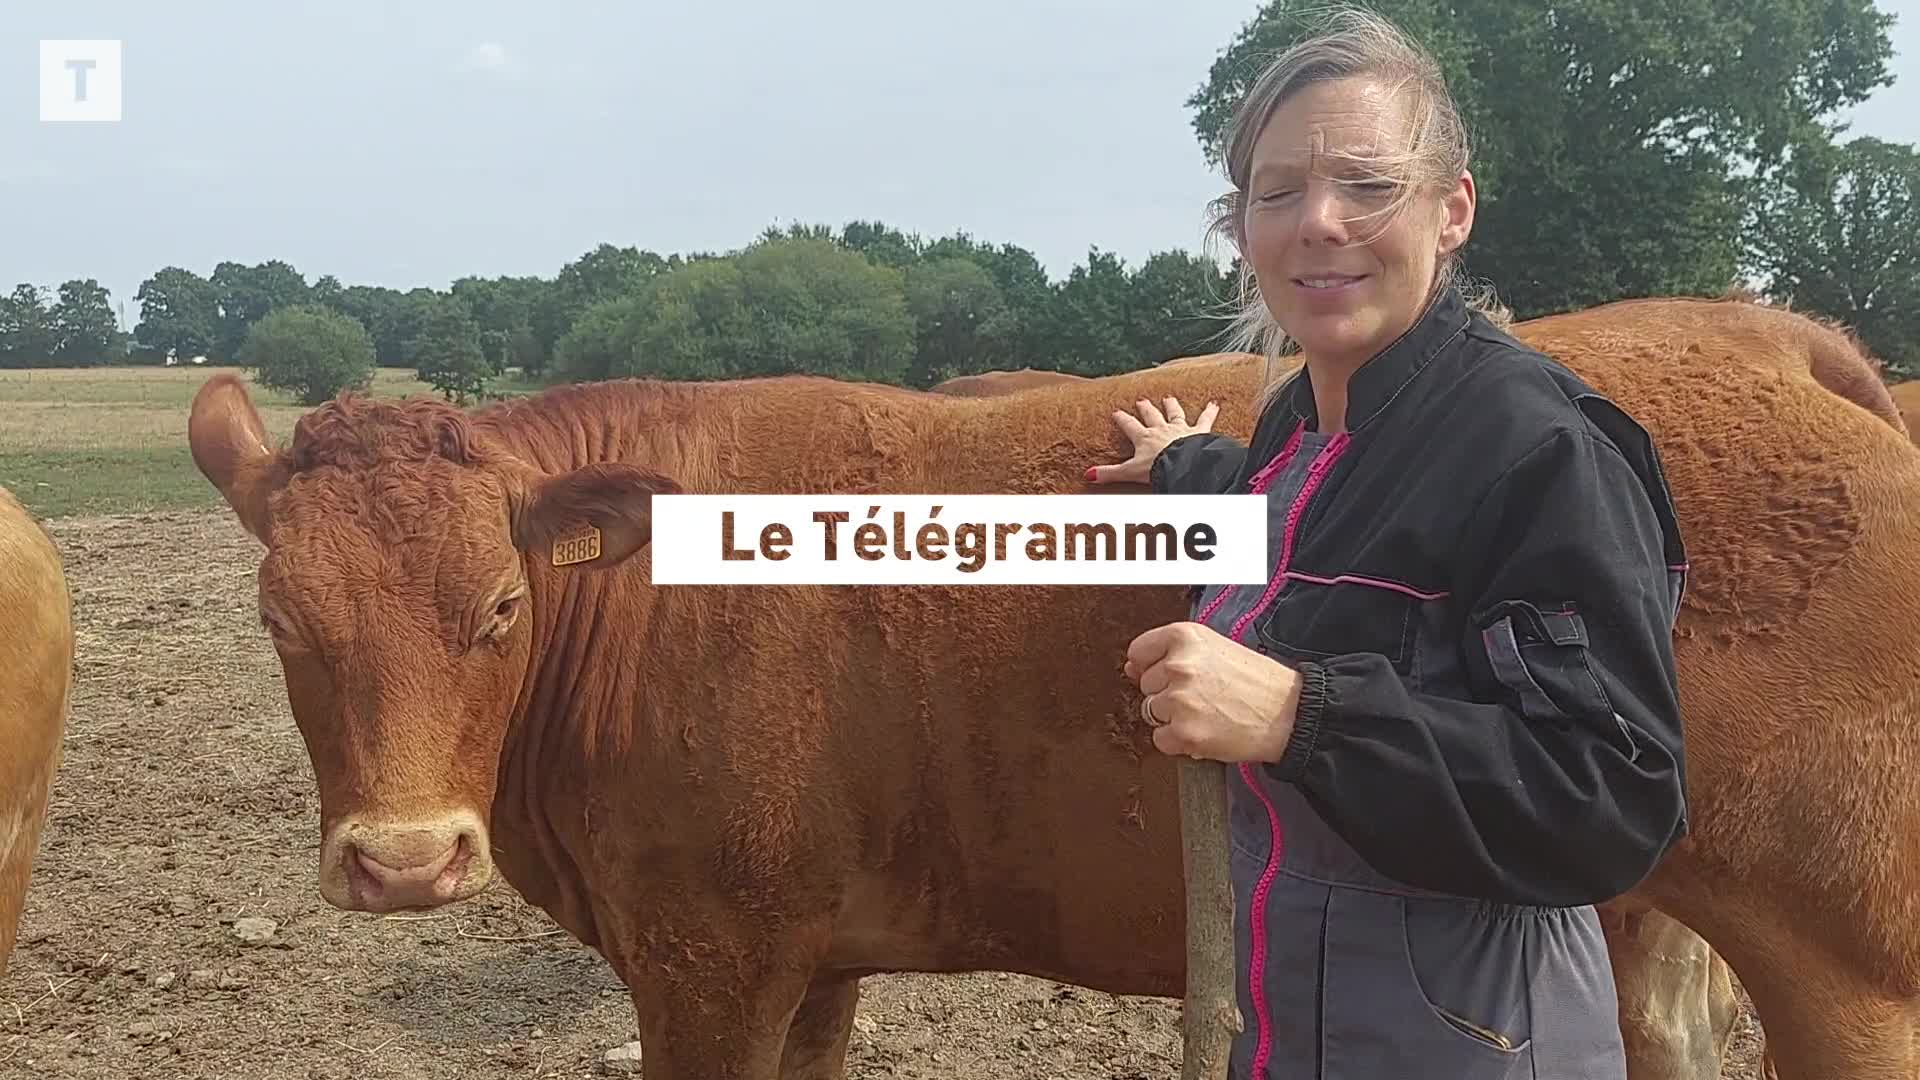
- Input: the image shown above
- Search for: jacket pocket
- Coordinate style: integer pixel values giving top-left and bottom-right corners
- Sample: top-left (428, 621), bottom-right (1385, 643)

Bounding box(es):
top-left (1477, 600), bottom-right (1630, 744)
top-left (1400, 897), bottom-right (1534, 1057)
top-left (1253, 576), bottom-right (1418, 673)
top-left (1318, 888), bottom-right (1533, 1079)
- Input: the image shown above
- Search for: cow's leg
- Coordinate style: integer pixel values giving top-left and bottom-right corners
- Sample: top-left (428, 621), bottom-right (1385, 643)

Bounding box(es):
top-left (626, 966), bottom-right (813, 1080)
top-left (777, 974), bottom-right (861, 1080)
top-left (1737, 971), bottom-right (1917, 1080)
top-left (620, 921), bottom-right (830, 1080)
top-left (1701, 925), bottom-right (1920, 1080)
top-left (1599, 902), bottom-right (1739, 1080)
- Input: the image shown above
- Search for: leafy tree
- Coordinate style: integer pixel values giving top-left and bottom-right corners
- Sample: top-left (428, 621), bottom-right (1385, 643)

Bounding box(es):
top-left (1051, 248), bottom-right (1136, 375)
top-left (903, 256), bottom-right (1014, 385)
top-left (49, 279), bottom-right (121, 365)
top-left (839, 220), bottom-right (924, 269)
top-left (309, 274), bottom-right (345, 309)
top-left (404, 296), bottom-right (495, 404)
top-left (316, 284), bottom-right (410, 364)
top-left (596, 268), bottom-right (741, 381)
top-left (134, 267), bottom-right (220, 362)
top-left (1126, 250), bottom-right (1235, 363)
top-left (451, 274), bottom-right (546, 372)
top-left (551, 289), bottom-right (654, 383)
top-left (1185, 0), bottom-right (1898, 318)
top-left (559, 243), bottom-right (668, 298)
top-left (376, 288), bottom-right (456, 369)
top-left (1746, 134), bottom-right (1920, 376)
top-left (921, 234), bottom-right (1060, 369)
top-left (210, 259), bottom-right (311, 362)
top-left (239, 304), bottom-right (376, 405)
top-left (555, 235), bottom-right (915, 384)
top-left (728, 234), bottom-right (914, 381)
top-left (530, 243), bottom-right (672, 373)
top-left (0, 284), bottom-right (59, 368)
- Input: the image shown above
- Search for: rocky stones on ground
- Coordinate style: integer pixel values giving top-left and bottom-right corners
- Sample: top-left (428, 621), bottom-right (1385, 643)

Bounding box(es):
top-left (231, 917), bottom-right (277, 945)
top-left (602, 1040), bottom-right (644, 1073)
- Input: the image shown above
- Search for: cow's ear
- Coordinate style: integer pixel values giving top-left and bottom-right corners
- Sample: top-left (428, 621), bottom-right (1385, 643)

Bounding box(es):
top-left (188, 373), bottom-right (279, 544)
top-left (510, 462), bottom-right (681, 570)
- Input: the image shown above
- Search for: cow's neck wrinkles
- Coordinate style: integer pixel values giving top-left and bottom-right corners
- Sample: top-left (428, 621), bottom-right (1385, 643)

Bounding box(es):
top-left (486, 546), bottom-right (682, 947)
top-left (461, 376), bottom-right (946, 942)
top-left (475, 381), bottom-right (702, 478)
top-left (472, 380), bottom-right (762, 941)
top-left (472, 375), bottom-right (935, 490)
top-left (483, 379), bottom-right (742, 772)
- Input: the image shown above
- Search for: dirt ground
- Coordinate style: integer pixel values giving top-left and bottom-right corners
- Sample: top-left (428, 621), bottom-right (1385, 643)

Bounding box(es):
top-left (3, 507), bottom-right (1768, 1079)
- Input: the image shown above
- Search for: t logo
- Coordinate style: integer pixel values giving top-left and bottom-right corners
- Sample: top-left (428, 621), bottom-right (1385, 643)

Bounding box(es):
top-left (40, 40), bottom-right (123, 123)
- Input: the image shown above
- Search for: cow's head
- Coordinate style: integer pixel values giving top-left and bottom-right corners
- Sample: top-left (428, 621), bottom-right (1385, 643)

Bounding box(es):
top-left (187, 374), bottom-right (677, 913)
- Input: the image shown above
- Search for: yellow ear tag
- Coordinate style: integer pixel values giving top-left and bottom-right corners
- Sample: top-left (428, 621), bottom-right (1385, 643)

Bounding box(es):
top-left (550, 525), bottom-right (603, 567)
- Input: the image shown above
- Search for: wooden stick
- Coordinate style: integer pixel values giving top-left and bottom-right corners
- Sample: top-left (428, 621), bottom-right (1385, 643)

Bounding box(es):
top-left (1178, 756), bottom-right (1243, 1079)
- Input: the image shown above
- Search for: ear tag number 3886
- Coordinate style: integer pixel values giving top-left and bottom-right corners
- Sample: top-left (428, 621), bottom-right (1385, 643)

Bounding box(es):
top-left (551, 526), bottom-right (603, 567)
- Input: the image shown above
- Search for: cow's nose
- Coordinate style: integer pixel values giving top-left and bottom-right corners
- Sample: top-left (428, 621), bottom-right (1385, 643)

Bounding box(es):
top-left (345, 831), bottom-right (472, 910)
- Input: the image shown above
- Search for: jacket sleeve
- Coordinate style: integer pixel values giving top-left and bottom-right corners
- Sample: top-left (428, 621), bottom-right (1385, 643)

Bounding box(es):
top-left (1274, 421), bottom-right (1689, 908)
top-left (1150, 432), bottom-right (1249, 495)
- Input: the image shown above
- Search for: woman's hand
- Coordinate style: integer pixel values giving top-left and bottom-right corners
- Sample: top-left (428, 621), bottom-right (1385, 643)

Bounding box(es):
top-left (1125, 621), bottom-right (1302, 763)
top-left (1087, 397), bottom-right (1219, 485)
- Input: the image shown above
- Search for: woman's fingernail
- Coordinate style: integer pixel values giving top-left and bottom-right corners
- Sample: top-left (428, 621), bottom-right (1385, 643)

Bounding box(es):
top-left (1084, 467), bottom-right (1098, 482)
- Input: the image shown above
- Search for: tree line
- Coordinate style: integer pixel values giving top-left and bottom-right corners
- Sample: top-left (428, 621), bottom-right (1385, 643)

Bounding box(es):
top-left (2, 0), bottom-right (1914, 400)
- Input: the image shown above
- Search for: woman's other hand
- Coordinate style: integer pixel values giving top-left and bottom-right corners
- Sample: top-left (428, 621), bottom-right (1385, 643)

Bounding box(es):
top-left (1086, 397), bottom-right (1219, 485)
top-left (1125, 621), bottom-right (1302, 763)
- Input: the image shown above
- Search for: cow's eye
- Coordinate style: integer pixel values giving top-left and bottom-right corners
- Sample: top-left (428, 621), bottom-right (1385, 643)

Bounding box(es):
top-left (259, 606), bottom-right (308, 651)
top-left (482, 592), bottom-right (525, 643)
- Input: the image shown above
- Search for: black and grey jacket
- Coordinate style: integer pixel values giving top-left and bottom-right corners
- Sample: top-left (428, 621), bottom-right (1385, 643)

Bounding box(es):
top-left (1153, 284), bottom-right (1691, 910)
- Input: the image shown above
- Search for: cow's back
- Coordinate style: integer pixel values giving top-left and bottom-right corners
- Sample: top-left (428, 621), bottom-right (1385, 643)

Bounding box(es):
top-left (923, 324), bottom-right (1920, 991)
top-left (930, 368), bottom-right (1088, 396)
top-left (1888, 380), bottom-right (1920, 445)
top-left (1519, 295), bottom-right (1909, 437)
top-left (0, 486), bottom-right (72, 977)
top-left (491, 314), bottom-right (1920, 1002)
top-left (720, 327), bottom-right (1920, 994)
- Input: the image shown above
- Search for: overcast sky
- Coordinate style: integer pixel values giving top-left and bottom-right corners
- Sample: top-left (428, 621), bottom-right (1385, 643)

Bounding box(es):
top-left (4, 0), bottom-right (1917, 329)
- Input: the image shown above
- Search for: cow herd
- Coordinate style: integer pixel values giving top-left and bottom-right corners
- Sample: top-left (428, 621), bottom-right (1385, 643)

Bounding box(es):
top-left (6, 291), bottom-right (1920, 1079)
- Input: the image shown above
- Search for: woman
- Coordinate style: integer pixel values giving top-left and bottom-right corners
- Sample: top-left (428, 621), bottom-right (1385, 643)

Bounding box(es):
top-left (1087, 8), bottom-right (1690, 1079)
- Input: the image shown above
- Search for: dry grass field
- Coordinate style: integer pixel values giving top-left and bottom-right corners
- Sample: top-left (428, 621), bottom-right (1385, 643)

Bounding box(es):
top-left (0, 365), bottom-right (1767, 1078)
top-left (0, 367), bottom-right (443, 518)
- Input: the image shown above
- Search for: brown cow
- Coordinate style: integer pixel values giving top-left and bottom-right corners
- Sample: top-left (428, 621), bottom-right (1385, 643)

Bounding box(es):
top-left (0, 485), bottom-right (73, 978)
top-left (929, 367), bottom-right (1087, 396)
top-left (1521, 291), bottom-right (1909, 439)
top-left (922, 304), bottom-right (1920, 1080)
top-left (1158, 350), bottom-right (1263, 369)
top-left (929, 355), bottom-right (1261, 397)
top-left (189, 299), bottom-right (1920, 1079)
top-left (1886, 380), bottom-right (1920, 444)
top-left (960, 336), bottom-right (1758, 1076)
top-left (1521, 296), bottom-right (1915, 1080)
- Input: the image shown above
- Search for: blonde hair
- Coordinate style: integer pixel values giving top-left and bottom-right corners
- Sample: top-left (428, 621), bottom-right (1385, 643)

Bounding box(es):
top-left (1201, 6), bottom-right (1510, 407)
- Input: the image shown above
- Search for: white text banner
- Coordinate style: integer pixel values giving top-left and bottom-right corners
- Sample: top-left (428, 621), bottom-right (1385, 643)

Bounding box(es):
top-left (646, 494), bottom-right (1269, 585)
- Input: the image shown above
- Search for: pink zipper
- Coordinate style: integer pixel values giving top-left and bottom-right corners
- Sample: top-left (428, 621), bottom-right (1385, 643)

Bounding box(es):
top-left (1192, 421), bottom-right (1307, 629)
top-left (1226, 428), bottom-right (1352, 1080)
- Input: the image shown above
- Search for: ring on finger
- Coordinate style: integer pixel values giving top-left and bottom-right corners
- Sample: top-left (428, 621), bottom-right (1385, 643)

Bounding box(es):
top-left (1140, 694), bottom-right (1165, 726)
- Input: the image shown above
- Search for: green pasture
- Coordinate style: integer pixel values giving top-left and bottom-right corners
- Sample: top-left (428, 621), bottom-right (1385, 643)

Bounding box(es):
top-left (0, 367), bottom-right (534, 518)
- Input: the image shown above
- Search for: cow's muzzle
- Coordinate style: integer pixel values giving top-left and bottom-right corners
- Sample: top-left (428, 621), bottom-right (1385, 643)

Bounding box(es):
top-left (318, 811), bottom-right (493, 912)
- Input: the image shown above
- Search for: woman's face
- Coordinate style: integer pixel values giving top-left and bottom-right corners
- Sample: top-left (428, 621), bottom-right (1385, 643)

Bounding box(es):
top-left (1240, 76), bottom-right (1474, 369)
